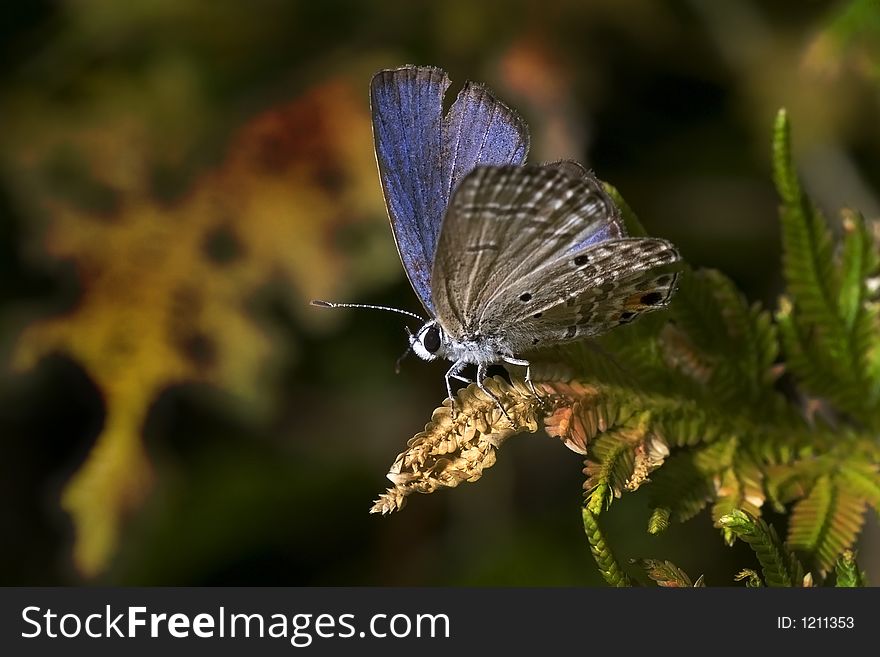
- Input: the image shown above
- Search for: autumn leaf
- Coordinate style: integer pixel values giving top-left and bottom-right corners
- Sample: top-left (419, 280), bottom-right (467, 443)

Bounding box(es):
top-left (10, 75), bottom-right (391, 576)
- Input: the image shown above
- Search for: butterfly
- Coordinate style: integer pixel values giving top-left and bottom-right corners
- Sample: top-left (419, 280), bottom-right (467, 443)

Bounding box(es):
top-left (313, 65), bottom-right (681, 417)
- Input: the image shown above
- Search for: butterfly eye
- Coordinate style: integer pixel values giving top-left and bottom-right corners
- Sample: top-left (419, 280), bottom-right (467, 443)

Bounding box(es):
top-left (423, 326), bottom-right (441, 353)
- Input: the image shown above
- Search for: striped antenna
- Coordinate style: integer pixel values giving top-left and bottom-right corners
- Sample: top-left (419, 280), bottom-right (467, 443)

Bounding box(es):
top-left (310, 300), bottom-right (426, 323)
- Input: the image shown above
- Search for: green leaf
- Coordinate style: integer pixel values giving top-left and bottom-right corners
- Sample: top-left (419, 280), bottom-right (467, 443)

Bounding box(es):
top-left (668, 270), bottom-right (780, 408)
top-left (788, 476), bottom-right (867, 575)
top-left (647, 450), bottom-right (714, 523)
top-left (838, 461), bottom-right (880, 514)
top-left (712, 458), bottom-right (765, 546)
top-left (772, 109), bottom-right (801, 206)
top-left (635, 559), bottom-right (696, 587)
top-left (719, 509), bottom-right (805, 587)
top-left (838, 210), bottom-right (877, 329)
top-left (647, 506), bottom-right (671, 535)
top-left (774, 111), bottom-right (838, 319)
top-left (734, 569), bottom-right (764, 587)
top-left (765, 458), bottom-right (828, 510)
top-left (582, 507), bottom-right (630, 587)
top-left (583, 432), bottom-right (636, 514)
top-left (773, 109), bottom-right (880, 425)
top-left (834, 550), bottom-right (866, 587)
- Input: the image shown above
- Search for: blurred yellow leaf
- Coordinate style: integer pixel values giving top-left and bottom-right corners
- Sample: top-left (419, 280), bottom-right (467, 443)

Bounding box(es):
top-left (12, 76), bottom-right (388, 576)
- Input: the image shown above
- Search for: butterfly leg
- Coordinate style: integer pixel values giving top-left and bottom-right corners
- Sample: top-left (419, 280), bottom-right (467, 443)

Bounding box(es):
top-left (502, 356), bottom-right (540, 398)
top-left (475, 362), bottom-right (512, 422)
top-left (445, 361), bottom-right (470, 419)
top-left (449, 370), bottom-right (474, 384)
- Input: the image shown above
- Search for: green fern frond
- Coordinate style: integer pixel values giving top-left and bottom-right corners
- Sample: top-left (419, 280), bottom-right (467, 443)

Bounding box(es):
top-left (772, 109), bottom-right (801, 205)
top-left (787, 476), bottom-right (867, 575)
top-left (837, 460), bottom-right (880, 514)
top-left (765, 459), bottom-right (828, 510)
top-left (734, 569), bottom-right (764, 587)
top-left (583, 433), bottom-right (636, 513)
top-left (773, 110), bottom-right (839, 318)
top-left (838, 210), bottom-right (878, 330)
top-left (565, 318), bottom-right (676, 394)
top-left (773, 109), bottom-right (880, 426)
top-left (712, 460), bottom-right (765, 546)
top-left (647, 450), bottom-right (715, 524)
top-left (776, 297), bottom-right (843, 407)
top-left (649, 401), bottom-right (738, 448)
top-left (582, 419), bottom-right (668, 513)
top-left (648, 437), bottom-right (757, 534)
top-left (669, 269), bottom-right (781, 409)
top-left (839, 209), bottom-right (880, 404)
top-left (834, 550), bottom-right (867, 587)
top-left (635, 559), bottom-right (697, 587)
top-left (542, 379), bottom-right (620, 455)
top-left (719, 509), bottom-right (805, 587)
top-left (582, 507), bottom-right (630, 587)
top-left (648, 506), bottom-right (671, 535)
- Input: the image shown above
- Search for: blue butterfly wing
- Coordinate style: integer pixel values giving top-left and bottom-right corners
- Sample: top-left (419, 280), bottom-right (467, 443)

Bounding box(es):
top-left (441, 81), bottom-right (530, 208)
top-left (371, 66), bottom-right (529, 314)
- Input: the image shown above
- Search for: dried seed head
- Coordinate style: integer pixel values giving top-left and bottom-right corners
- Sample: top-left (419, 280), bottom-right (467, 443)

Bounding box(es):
top-left (370, 376), bottom-right (542, 514)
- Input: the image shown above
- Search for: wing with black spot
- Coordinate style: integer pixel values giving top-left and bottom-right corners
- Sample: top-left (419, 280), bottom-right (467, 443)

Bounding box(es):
top-left (483, 238), bottom-right (681, 350)
top-left (431, 164), bottom-right (625, 336)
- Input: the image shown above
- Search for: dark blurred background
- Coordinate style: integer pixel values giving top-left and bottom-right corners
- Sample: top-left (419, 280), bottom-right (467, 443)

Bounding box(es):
top-left (1, 0), bottom-right (878, 585)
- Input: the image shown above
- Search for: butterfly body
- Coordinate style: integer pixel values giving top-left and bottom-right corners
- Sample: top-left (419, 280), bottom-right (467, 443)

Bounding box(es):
top-left (410, 319), bottom-right (511, 366)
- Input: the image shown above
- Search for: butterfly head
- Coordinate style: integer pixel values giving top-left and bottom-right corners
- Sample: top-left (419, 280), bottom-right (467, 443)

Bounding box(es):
top-left (410, 320), bottom-right (447, 362)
